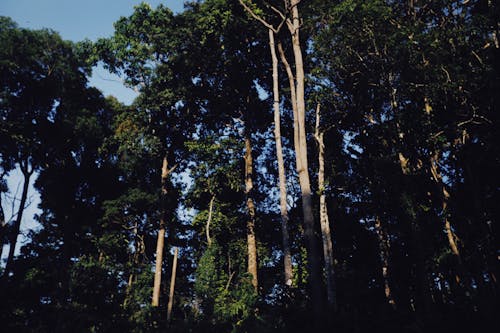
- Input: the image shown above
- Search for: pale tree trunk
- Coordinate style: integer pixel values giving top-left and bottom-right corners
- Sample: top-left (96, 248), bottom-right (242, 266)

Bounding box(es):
top-left (152, 213), bottom-right (165, 307)
top-left (390, 79), bottom-right (410, 175)
top-left (0, 186), bottom-right (5, 261)
top-left (430, 151), bottom-right (465, 296)
top-left (125, 274), bottom-right (134, 305)
top-left (269, 29), bottom-right (293, 286)
top-left (287, 0), bottom-right (323, 317)
top-left (425, 96), bottom-right (461, 262)
top-left (425, 96), bottom-right (465, 293)
top-left (206, 195), bottom-right (215, 247)
top-left (167, 247), bottom-right (178, 322)
top-left (239, 0), bottom-right (322, 313)
top-left (4, 160), bottom-right (32, 276)
top-left (152, 155), bottom-right (169, 306)
top-left (245, 134), bottom-right (258, 291)
top-left (124, 221), bottom-right (139, 307)
top-left (430, 153), bottom-right (460, 259)
top-left (314, 103), bottom-right (337, 310)
top-left (375, 216), bottom-right (396, 308)
top-left (277, 42), bottom-right (300, 174)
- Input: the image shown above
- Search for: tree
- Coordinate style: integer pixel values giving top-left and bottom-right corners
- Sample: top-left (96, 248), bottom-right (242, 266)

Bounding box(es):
top-left (0, 17), bottom-right (92, 277)
top-left (239, 1), bottom-right (324, 320)
top-left (269, 28), bottom-right (293, 286)
top-left (1, 1), bottom-right (499, 331)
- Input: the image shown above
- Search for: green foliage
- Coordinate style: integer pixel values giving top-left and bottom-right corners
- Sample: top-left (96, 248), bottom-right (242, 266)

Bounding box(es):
top-left (195, 242), bottom-right (257, 329)
top-left (1, 0), bottom-right (499, 332)
top-left (123, 269), bottom-right (157, 332)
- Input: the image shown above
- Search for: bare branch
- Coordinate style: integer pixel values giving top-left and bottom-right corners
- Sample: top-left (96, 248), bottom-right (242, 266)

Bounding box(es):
top-left (206, 195), bottom-right (215, 246)
top-left (441, 66), bottom-right (451, 83)
top-left (239, 0), bottom-right (277, 33)
top-left (267, 3), bottom-right (286, 21)
top-left (471, 50), bottom-right (484, 65)
top-left (431, 114), bottom-right (492, 139)
top-left (225, 271), bottom-right (236, 291)
top-left (10, 181), bottom-right (21, 221)
top-left (168, 163), bottom-right (179, 175)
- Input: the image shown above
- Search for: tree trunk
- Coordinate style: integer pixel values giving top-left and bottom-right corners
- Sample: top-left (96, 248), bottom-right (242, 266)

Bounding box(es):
top-left (0, 188), bottom-right (5, 262)
top-left (429, 153), bottom-right (460, 259)
top-left (206, 195), bottom-right (215, 247)
top-left (429, 152), bottom-right (467, 301)
top-left (314, 103), bottom-right (337, 310)
top-left (124, 221), bottom-right (139, 307)
top-left (152, 219), bottom-right (166, 307)
top-left (239, 0), bottom-right (322, 314)
top-left (245, 134), bottom-right (258, 291)
top-left (167, 247), bottom-right (178, 322)
top-left (287, 0), bottom-right (323, 318)
top-left (424, 94), bottom-right (461, 263)
top-left (277, 41), bottom-right (301, 174)
top-left (4, 163), bottom-right (32, 276)
top-left (269, 29), bottom-right (293, 286)
top-left (375, 216), bottom-right (396, 308)
top-left (152, 155), bottom-right (169, 307)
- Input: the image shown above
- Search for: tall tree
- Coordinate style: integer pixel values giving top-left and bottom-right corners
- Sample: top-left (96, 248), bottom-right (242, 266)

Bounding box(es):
top-left (269, 28), bottom-right (293, 286)
top-left (0, 17), bottom-right (92, 277)
top-left (314, 103), bottom-right (336, 310)
top-left (239, 1), bottom-right (324, 319)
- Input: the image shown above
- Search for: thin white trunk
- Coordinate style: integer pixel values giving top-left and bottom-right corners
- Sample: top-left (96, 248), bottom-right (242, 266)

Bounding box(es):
top-left (152, 155), bottom-right (169, 306)
top-left (269, 29), bottom-right (293, 286)
top-left (426, 96), bottom-right (461, 261)
top-left (430, 153), bottom-right (460, 259)
top-left (206, 195), bottom-right (215, 247)
top-left (167, 247), bottom-right (178, 322)
top-left (314, 103), bottom-right (337, 310)
top-left (277, 41), bottom-right (301, 173)
top-left (245, 135), bottom-right (258, 291)
top-left (375, 216), bottom-right (396, 308)
top-left (287, 0), bottom-right (323, 317)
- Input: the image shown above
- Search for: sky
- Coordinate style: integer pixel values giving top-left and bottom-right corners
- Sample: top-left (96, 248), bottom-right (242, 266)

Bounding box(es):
top-left (0, 0), bottom-right (185, 262)
top-left (1, 0), bottom-right (185, 104)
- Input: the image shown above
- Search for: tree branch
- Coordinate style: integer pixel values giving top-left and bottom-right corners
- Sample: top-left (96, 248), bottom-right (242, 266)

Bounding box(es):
top-left (239, 0), bottom-right (277, 32)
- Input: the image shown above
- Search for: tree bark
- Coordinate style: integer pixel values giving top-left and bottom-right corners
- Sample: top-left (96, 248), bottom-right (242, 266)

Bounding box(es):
top-left (238, 0), bottom-right (322, 313)
top-left (152, 155), bottom-right (169, 307)
top-left (269, 29), bottom-right (293, 286)
top-left (375, 216), bottom-right (396, 308)
top-left (206, 195), bottom-right (215, 247)
top-left (245, 134), bottom-right (258, 291)
top-left (152, 217), bottom-right (166, 307)
top-left (4, 162), bottom-right (32, 276)
top-left (124, 221), bottom-right (139, 308)
top-left (167, 247), bottom-right (178, 322)
top-left (277, 41), bottom-right (301, 174)
top-left (430, 153), bottom-right (460, 259)
top-left (0, 187), bottom-right (5, 262)
top-left (286, 0), bottom-right (323, 317)
top-left (314, 103), bottom-right (337, 310)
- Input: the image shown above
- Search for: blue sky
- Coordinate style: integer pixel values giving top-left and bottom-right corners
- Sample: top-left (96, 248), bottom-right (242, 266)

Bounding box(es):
top-left (1, 0), bottom-right (185, 104)
top-left (1, 0), bottom-right (185, 41)
top-left (0, 0), bottom-right (185, 261)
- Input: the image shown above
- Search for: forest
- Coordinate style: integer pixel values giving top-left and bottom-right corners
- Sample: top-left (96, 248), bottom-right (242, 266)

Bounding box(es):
top-left (0, 0), bottom-right (498, 332)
